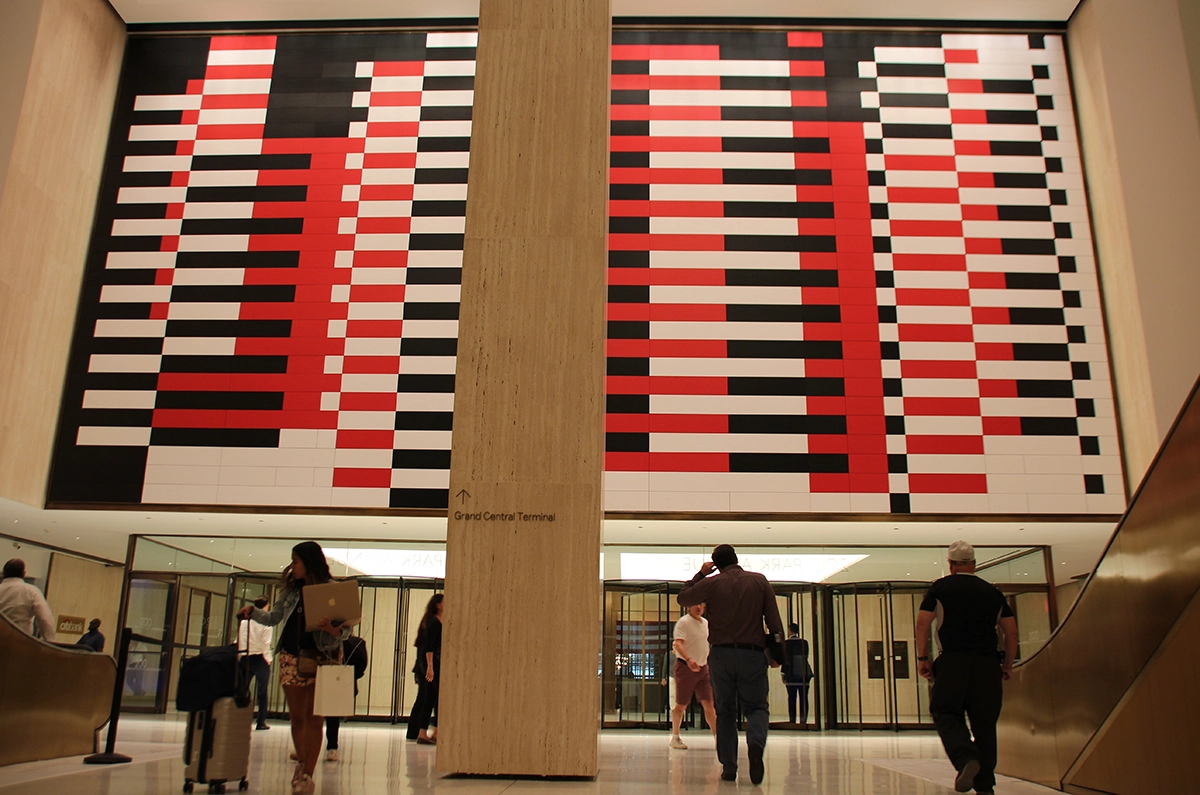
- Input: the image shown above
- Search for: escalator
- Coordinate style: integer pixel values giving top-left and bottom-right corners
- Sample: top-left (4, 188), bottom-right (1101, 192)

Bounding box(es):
top-left (997, 377), bottom-right (1200, 794)
top-left (0, 612), bottom-right (116, 766)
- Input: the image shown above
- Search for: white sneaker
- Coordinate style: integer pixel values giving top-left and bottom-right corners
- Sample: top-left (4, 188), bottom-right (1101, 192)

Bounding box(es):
top-left (669, 736), bottom-right (688, 750)
top-left (291, 773), bottom-right (315, 795)
top-left (326, 748), bottom-right (339, 762)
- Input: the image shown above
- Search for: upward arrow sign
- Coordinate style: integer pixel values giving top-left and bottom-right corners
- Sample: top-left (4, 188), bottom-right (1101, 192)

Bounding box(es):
top-left (456, 489), bottom-right (471, 504)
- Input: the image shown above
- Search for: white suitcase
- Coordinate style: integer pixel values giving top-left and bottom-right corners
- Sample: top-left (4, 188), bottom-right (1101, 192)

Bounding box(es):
top-left (183, 696), bottom-right (252, 793)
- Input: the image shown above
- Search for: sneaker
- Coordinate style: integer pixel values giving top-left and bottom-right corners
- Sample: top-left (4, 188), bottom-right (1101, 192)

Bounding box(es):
top-left (955, 759), bottom-right (980, 793)
top-left (290, 761), bottom-right (303, 782)
top-left (255, 723), bottom-right (270, 731)
top-left (669, 736), bottom-right (688, 750)
top-left (292, 773), bottom-right (315, 795)
top-left (720, 766), bottom-right (737, 781)
top-left (326, 748), bottom-right (339, 762)
top-left (748, 743), bottom-right (765, 785)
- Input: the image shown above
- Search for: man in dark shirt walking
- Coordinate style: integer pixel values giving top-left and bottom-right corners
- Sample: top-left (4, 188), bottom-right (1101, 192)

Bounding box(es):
top-left (679, 544), bottom-right (785, 785)
top-left (916, 541), bottom-right (1018, 795)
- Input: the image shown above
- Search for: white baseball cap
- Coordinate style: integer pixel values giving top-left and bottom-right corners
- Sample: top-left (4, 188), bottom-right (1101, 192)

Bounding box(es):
top-left (948, 540), bottom-right (975, 562)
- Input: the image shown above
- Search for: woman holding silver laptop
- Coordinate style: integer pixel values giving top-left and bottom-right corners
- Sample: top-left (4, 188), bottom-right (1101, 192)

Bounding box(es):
top-left (238, 541), bottom-right (351, 795)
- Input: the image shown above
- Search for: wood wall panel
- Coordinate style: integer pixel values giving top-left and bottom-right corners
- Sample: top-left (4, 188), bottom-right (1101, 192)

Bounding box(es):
top-left (437, 0), bottom-right (609, 777)
top-left (0, 0), bottom-right (124, 507)
top-left (44, 552), bottom-right (123, 652)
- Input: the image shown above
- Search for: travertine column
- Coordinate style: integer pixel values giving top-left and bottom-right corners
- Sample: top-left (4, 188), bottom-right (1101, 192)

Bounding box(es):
top-left (436, 0), bottom-right (609, 778)
top-left (0, 0), bottom-right (124, 506)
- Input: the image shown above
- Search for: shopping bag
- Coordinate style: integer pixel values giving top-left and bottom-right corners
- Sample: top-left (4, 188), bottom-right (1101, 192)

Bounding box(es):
top-left (313, 665), bottom-right (356, 716)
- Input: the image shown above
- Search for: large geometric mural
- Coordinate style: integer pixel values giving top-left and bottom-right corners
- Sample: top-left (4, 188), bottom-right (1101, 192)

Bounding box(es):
top-left (49, 29), bottom-right (1124, 516)
top-left (603, 30), bottom-right (1124, 515)
top-left (49, 31), bottom-right (474, 510)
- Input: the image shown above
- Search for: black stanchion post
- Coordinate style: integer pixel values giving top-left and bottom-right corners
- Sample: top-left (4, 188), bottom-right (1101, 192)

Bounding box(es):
top-left (85, 626), bottom-right (133, 764)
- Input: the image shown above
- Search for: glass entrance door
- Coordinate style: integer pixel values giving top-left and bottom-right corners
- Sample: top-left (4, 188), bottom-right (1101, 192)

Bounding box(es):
top-left (768, 586), bottom-right (821, 728)
top-left (829, 583), bottom-right (932, 729)
top-left (397, 579), bottom-right (442, 723)
top-left (123, 576), bottom-right (175, 712)
top-left (602, 581), bottom-right (673, 727)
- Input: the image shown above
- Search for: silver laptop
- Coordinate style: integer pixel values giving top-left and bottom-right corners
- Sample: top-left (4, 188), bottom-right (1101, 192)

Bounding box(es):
top-left (302, 579), bottom-right (362, 631)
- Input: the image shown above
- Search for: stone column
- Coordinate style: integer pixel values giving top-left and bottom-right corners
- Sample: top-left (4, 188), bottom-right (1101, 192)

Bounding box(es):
top-left (436, 0), bottom-right (609, 777)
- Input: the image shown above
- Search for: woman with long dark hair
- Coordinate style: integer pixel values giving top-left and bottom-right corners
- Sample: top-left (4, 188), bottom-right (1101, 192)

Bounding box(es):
top-left (410, 593), bottom-right (443, 745)
top-left (238, 542), bottom-right (350, 794)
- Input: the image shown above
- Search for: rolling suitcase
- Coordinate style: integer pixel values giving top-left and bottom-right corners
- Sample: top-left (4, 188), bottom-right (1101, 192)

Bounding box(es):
top-left (182, 619), bottom-right (253, 794)
top-left (183, 697), bottom-right (252, 793)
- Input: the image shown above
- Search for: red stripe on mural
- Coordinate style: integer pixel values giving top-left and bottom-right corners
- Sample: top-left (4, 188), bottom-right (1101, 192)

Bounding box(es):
top-left (201, 94), bottom-right (270, 109)
top-left (982, 416), bottom-right (1022, 435)
top-left (611, 44), bottom-right (721, 60)
top-left (332, 468), bottom-right (393, 488)
top-left (904, 397), bottom-right (982, 416)
top-left (909, 473), bottom-right (988, 493)
top-left (370, 61), bottom-right (424, 76)
top-left (901, 360), bottom-right (977, 378)
top-left (209, 35), bottom-right (277, 50)
top-left (611, 74), bottom-right (721, 90)
top-left (647, 453), bottom-right (729, 472)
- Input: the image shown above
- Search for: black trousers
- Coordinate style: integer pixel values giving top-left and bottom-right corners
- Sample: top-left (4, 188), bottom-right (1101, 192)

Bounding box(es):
top-left (708, 646), bottom-right (770, 771)
top-left (411, 674), bottom-right (439, 732)
top-left (242, 654), bottom-right (272, 723)
top-left (325, 717), bottom-right (340, 749)
top-left (784, 682), bottom-right (810, 724)
top-left (929, 652), bottom-right (1004, 792)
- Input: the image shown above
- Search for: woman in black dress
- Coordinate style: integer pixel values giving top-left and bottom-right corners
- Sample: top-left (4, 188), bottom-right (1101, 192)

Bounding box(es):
top-left (410, 593), bottom-right (443, 745)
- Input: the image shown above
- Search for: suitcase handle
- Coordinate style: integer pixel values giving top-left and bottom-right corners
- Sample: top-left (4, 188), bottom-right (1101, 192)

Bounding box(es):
top-left (234, 618), bottom-right (252, 708)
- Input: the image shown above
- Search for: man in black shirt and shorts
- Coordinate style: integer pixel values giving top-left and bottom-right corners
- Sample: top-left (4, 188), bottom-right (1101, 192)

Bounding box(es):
top-left (916, 541), bottom-right (1018, 795)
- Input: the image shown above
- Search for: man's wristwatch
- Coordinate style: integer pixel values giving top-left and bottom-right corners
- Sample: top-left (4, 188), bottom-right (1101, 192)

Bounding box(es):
top-left (917, 655), bottom-right (930, 661)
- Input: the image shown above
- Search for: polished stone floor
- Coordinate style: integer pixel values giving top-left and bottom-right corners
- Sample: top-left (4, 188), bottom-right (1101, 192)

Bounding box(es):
top-left (0, 717), bottom-right (1056, 794)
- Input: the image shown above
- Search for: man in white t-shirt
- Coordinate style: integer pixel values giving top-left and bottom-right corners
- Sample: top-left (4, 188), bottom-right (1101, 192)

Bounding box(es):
top-left (669, 603), bottom-right (717, 750)
top-left (0, 559), bottom-right (55, 642)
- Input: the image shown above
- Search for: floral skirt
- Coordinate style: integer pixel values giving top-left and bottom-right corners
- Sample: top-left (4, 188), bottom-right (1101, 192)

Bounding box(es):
top-left (277, 650), bottom-right (315, 687)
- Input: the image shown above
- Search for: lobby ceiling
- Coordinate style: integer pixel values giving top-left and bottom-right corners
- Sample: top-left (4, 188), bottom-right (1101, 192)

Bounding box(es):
top-left (109, 0), bottom-right (1083, 26)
